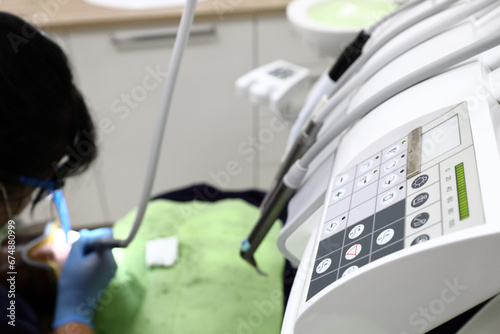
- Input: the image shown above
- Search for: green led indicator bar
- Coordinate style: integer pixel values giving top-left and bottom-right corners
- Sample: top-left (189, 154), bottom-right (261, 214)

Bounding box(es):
top-left (455, 163), bottom-right (469, 220)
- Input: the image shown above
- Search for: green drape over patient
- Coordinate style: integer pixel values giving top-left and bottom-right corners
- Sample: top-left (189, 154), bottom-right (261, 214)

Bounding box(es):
top-left (93, 199), bottom-right (284, 334)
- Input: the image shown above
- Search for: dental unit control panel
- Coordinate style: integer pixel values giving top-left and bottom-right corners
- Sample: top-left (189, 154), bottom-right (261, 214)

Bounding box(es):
top-left (307, 103), bottom-right (484, 301)
top-left (285, 94), bottom-right (500, 333)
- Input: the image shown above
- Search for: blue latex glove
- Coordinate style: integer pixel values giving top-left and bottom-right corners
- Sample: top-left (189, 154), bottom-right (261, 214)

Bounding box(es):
top-left (53, 228), bottom-right (117, 329)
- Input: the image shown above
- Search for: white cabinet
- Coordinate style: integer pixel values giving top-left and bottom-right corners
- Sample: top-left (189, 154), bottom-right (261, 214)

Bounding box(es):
top-left (65, 18), bottom-right (254, 225)
top-left (20, 13), bottom-right (328, 228)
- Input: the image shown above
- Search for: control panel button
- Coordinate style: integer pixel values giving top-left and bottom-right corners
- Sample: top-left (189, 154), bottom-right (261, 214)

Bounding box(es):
top-left (376, 184), bottom-right (406, 212)
top-left (311, 250), bottom-right (341, 281)
top-left (376, 228), bottom-right (395, 245)
top-left (331, 188), bottom-right (347, 202)
top-left (339, 256), bottom-right (370, 279)
top-left (411, 192), bottom-right (429, 208)
top-left (356, 153), bottom-right (382, 177)
top-left (381, 191), bottom-right (396, 206)
top-left (412, 174), bottom-right (429, 189)
top-left (341, 235), bottom-right (372, 267)
top-left (411, 234), bottom-right (430, 245)
top-left (335, 174), bottom-right (350, 187)
top-left (342, 265), bottom-right (359, 278)
top-left (332, 166), bottom-right (356, 191)
top-left (321, 214), bottom-right (348, 241)
top-left (382, 138), bottom-right (408, 163)
top-left (375, 200), bottom-right (406, 231)
top-left (316, 258), bottom-right (332, 274)
top-left (345, 244), bottom-right (362, 260)
top-left (384, 159), bottom-right (399, 172)
top-left (380, 152), bottom-right (407, 177)
top-left (410, 212), bottom-right (430, 229)
top-left (360, 160), bottom-right (373, 173)
top-left (348, 224), bottom-right (365, 240)
top-left (407, 164), bottom-right (439, 196)
top-left (382, 174), bottom-right (399, 189)
top-left (372, 218), bottom-right (405, 253)
top-left (406, 182), bottom-right (440, 215)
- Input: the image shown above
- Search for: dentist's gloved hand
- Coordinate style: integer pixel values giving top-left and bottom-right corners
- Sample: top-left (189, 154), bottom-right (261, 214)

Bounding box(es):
top-left (53, 228), bottom-right (117, 329)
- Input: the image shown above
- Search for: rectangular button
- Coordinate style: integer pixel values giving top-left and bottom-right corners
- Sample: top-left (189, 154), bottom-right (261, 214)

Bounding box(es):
top-left (371, 240), bottom-right (404, 262)
top-left (351, 182), bottom-right (378, 208)
top-left (378, 167), bottom-right (406, 192)
top-left (307, 270), bottom-right (338, 301)
top-left (405, 201), bottom-right (442, 238)
top-left (321, 213), bottom-right (348, 240)
top-left (330, 181), bottom-right (354, 205)
top-left (356, 153), bottom-right (382, 177)
top-left (353, 167), bottom-right (380, 193)
top-left (382, 138), bottom-right (408, 163)
top-left (407, 164), bottom-right (439, 197)
top-left (380, 152), bottom-right (407, 178)
top-left (406, 181), bottom-right (440, 216)
top-left (311, 250), bottom-right (341, 281)
top-left (332, 166), bottom-right (357, 191)
top-left (348, 197), bottom-right (376, 227)
top-left (372, 218), bottom-right (405, 253)
top-left (317, 231), bottom-right (345, 259)
top-left (375, 199), bottom-right (406, 231)
top-left (325, 197), bottom-right (350, 222)
top-left (404, 223), bottom-right (442, 248)
top-left (340, 235), bottom-right (372, 267)
top-left (344, 215), bottom-right (374, 247)
top-left (338, 255), bottom-right (370, 280)
top-left (376, 183), bottom-right (407, 212)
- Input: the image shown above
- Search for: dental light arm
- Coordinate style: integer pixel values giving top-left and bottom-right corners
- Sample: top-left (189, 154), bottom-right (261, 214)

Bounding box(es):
top-left (91, 0), bottom-right (199, 250)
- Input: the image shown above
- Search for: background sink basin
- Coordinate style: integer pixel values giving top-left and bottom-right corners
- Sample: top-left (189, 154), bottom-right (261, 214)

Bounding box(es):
top-left (82, 0), bottom-right (205, 10)
top-left (287, 0), bottom-right (396, 58)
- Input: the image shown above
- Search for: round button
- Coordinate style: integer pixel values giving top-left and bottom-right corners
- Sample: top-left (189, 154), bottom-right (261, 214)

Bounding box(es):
top-left (384, 159), bottom-right (398, 172)
top-left (331, 188), bottom-right (346, 202)
top-left (316, 258), bottom-right (332, 274)
top-left (385, 145), bottom-right (400, 158)
top-left (357, 174), bottom-right (372, 188)
top-left (335, 174), bottom-right (350, 186)
top-left (411, 192), bottom-right (429, 208)
top-left (348, 224), bottom-right (365, 240)
top-left (376, 229), bottom-right (395, 245)
top-left (411, 212), bottom-right (430, 229)
top-left (342, 265), bottom-right (359, 278)
top-left (345, 244), bottom-right (362, 260)
top-left (411, 234), bottom-right (430, 246)
top-left (382, 174), bottom-right (398, 188)
top-left (360, 160), bottom-right (373, 173)
top-left (412, 174), bottom-right (429, 189)
top-left (381, 191), bottom-right (396, 206)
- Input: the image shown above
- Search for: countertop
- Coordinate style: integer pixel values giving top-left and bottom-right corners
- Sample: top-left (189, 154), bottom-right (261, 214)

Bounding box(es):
top-left (0, 0), bottom-right (291, 30)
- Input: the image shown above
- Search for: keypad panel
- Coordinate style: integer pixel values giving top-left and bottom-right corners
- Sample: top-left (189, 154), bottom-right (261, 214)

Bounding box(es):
top-left (306, 133), bottom-right (483, 301)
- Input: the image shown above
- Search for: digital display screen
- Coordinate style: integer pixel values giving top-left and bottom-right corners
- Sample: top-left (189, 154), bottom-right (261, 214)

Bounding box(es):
top-left (421, 115), bottom-right (461, 164)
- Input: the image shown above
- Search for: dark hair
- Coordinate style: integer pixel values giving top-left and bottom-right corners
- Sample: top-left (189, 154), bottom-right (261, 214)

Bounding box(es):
top-left (0, 12), bottom-right (96, 184)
